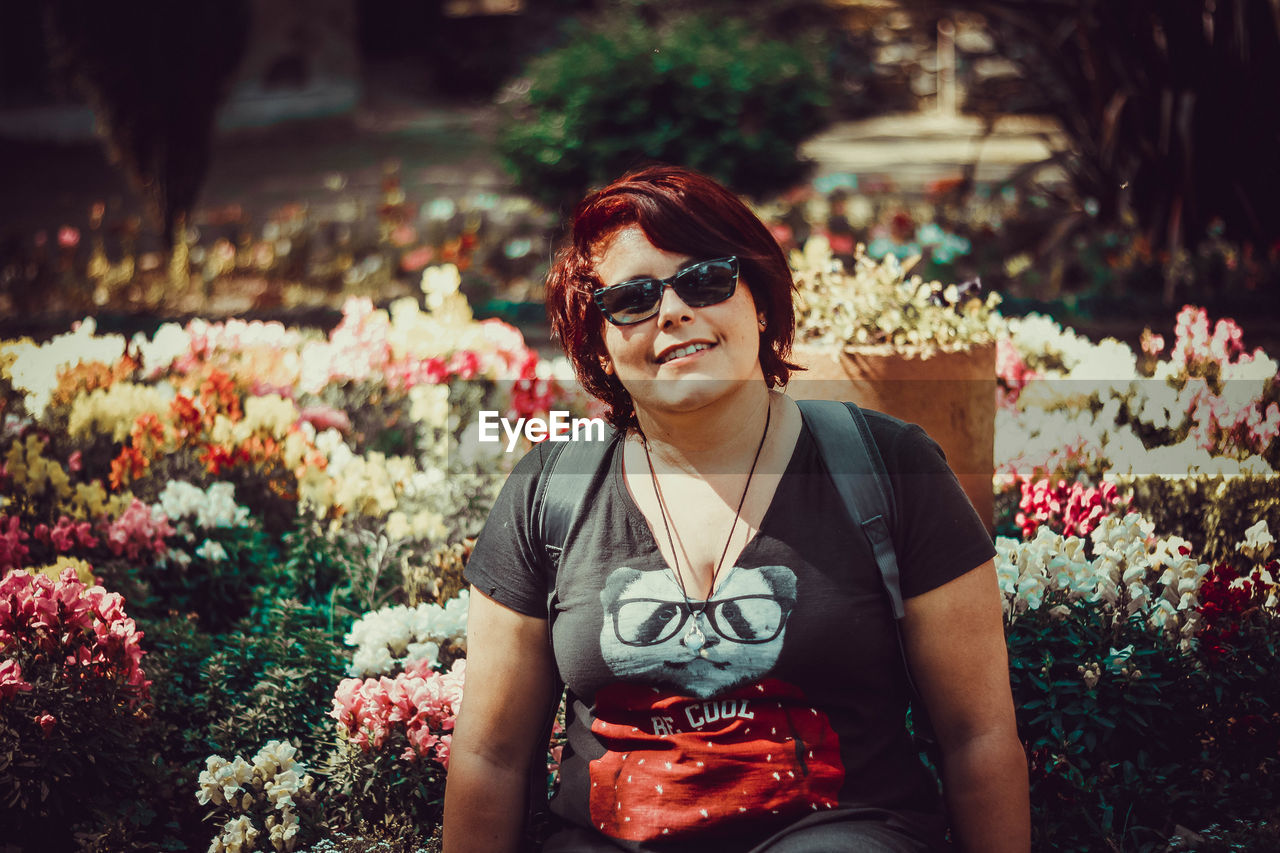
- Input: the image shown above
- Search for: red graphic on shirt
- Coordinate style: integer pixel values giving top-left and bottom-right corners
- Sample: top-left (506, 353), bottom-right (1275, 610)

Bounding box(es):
top-left (588, 678), bottom-right (844, 842)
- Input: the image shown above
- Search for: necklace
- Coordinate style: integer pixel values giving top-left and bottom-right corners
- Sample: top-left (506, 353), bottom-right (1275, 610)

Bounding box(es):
top-left (641, 400), bottom-right (772, 653)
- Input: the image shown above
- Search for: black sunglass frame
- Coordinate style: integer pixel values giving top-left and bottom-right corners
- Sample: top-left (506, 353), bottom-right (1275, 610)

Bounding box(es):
top-left (592, 256), bottom-right (740, 326)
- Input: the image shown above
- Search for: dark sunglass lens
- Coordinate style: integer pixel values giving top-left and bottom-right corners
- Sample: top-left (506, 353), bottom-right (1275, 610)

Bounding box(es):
top-left (599, 280), bottom-right (660, 323)
top-left (676, 260), bottom-right (736, 306)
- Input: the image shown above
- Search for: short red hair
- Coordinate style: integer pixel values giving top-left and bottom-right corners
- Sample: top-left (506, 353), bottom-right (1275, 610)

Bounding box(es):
top-left (545, 165), bottom-right (800, 429)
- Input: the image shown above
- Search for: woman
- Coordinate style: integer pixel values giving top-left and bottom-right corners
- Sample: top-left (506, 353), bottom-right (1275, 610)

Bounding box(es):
top-left (443, 166), bottom-right (1028, 852)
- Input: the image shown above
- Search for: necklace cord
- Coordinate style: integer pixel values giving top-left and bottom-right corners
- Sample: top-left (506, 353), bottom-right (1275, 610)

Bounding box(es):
top-left (641, 401), bottom-right (772, 610)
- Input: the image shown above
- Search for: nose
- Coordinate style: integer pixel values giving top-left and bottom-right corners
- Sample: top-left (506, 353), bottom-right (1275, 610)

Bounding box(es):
top-left (655, 281), bottom-right (693, 329)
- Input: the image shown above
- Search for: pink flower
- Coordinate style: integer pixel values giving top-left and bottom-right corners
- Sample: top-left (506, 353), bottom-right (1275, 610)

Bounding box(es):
top-left (37, 713), bottom-right (57, 736)
top-left (0, 569), bottom-right (150, 704)
top-left (297, 405), bottom-right (353, 434)
top-left (447, 350), bottom-right (481, 381)
top-left (330, 658), bottom-right (466, 768)
top-left (0, 516), bottom-right (30, 572)
top-left (0, 659), bottom-right (33, 702)
top-left (996, 336), bottom-right (1039, 408)
top-left (99, 499), bottom-right (174, 561)
top-left (400, 246), bottom-right (434, 273)
top-left (1016, 478), bottom-right (1128, 539)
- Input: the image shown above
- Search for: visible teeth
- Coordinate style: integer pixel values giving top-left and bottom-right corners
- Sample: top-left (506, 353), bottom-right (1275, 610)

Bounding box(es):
top-left (660, 343), bottom-right (711, 363)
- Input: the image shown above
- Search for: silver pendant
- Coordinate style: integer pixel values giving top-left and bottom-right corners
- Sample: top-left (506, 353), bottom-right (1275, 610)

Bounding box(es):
top-left (683, 612), bottom-right (707, 651)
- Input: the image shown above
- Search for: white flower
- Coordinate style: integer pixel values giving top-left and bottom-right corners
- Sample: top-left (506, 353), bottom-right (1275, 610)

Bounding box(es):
top-left (0, 318), bottom-right (127, 416)
top-left (252, 740), bottom-right (297, 778)
top-left (421, 263), bottom-right (462, 310)
top-left (217, 815), bottom-right (259, 853)
top-left (157, 481), bottom-right (252, 529)
top-left (133, 322), bottom-right (191, 376)
top-left (196, 540), bottom-right (229, 562)
top-left (1238, 520), bottom-right (1276, 561)
top-left (345, 590), bottom-right (470, 676)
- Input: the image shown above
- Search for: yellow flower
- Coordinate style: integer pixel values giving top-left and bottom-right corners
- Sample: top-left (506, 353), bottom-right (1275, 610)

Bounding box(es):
top-left (243, 394), bottom-right (299, 440)
top-left (31, 557), bottom-right (96, 586)
top-left (6, 435), bottom-right (72, 500)
top-left (67, 382), bottom-right (170, 443)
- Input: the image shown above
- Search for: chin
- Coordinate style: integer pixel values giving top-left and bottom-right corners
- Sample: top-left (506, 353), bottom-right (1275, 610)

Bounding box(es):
top-left (633, 377), bottom-right (749, 414)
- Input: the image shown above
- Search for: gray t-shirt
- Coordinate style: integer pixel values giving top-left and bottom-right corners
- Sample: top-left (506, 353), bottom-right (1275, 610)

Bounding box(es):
top-left (465, 407), bottom-right (995, 851)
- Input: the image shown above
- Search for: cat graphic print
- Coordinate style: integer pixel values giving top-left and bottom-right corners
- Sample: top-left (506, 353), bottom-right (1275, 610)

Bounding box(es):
top-left (590, 565), bottom-right (846, 841)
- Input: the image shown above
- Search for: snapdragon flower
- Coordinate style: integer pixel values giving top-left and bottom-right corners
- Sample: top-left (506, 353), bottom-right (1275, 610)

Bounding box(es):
top-left (157, 481), bottom-right (251, 530)
top-left (345, 591), bottom-right (469, 676)
top-left (0, 319), bottom-right (127, 416)
top-left (197, 741), bottom-right (314, 853)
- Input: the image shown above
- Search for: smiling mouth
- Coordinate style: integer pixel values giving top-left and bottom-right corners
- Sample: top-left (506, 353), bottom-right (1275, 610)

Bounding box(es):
top-left (657, 342), bottom-right (714, 364)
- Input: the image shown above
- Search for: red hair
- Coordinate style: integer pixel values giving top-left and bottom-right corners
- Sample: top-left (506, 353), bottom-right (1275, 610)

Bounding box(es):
top-left (545, 165), bottom-right (800, 429)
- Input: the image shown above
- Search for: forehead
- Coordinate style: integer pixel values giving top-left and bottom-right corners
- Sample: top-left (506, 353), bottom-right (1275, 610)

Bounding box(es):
top-left (592, 226), bottom-right (692, 286)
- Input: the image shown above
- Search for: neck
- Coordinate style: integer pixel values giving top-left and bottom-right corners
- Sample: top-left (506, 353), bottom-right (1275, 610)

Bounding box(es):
top-left (633, 384), bottom-right (774, 474)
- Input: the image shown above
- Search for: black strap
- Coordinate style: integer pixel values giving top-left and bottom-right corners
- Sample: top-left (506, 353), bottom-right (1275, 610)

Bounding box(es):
top-left (526, 430), bottom-right (620, 848)
top-left (795, 399), bottom-right (935, 752)
top-left (795, 400), bottom-right (903, 616)
top-left (535, 430), bottom-right (621, 567)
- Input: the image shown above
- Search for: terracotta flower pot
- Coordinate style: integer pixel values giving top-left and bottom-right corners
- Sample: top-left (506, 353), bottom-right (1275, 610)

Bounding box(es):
top-left (787, 342), bottom-right (996, 531)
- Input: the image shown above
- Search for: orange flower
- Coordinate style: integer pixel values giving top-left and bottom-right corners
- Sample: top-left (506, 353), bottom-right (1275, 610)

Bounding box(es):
top-left (199, 370), bottom-right (242, 421)
top-left (109, 446), bottom-right (147, 490)
top-left (129, 412), bottom-right (167, 456)
top-left (169, 393), bottom-right (203, 439)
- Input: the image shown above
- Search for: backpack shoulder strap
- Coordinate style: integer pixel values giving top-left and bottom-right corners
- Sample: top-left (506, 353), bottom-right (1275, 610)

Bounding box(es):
top-left (525, 428), bottom-right (619, 848)
top-left (796, 399), bottom-right (936, 752)
top-left (795, 399), bottom-right (903, 618)
top-left (534, 428), bottom-right (621, 568)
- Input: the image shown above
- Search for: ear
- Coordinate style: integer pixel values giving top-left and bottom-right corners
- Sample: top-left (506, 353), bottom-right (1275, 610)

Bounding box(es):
top-left (599, 354), bottom-right (615, 376)
top-left (757, 315), bottom-right (767, 332)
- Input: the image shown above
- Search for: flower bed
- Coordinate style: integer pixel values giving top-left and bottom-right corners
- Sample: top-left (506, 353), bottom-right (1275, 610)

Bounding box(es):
top-left (2, 269), bottom-right (1278, 849)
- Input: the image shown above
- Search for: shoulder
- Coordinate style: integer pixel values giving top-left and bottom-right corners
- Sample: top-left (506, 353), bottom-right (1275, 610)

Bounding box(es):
top-left (855, 406), bottom-right (948, 475)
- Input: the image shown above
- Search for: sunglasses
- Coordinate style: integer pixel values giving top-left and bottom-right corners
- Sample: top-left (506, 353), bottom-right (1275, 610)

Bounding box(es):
top-left (592, 256), bottom-right (739, 326)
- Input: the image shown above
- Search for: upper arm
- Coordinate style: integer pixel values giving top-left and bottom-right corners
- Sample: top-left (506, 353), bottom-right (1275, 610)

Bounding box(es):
top-left (901, 559), bottom-right (1017, 749)
top-left (452, 587), bottom-right (558, 768)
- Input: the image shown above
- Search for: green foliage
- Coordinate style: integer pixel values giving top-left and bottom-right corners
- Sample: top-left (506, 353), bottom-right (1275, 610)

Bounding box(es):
top-left (497, 12), bottom-right (831, 208)
top-left (302, 824), bottom-right (441, 853)
top-left (195, 601), bottom-right (348, 763)
top-left (1010, 595), bottom-right (1280, 851)
top-left (276, 515), bottom-right (368, 621)
top-left (1121, 473), bottom-right (1280, 565)
top-left (148, 525), bottom-right (279, 635)
top-left (321, 737), bottom-right (447, 844)
top-left (139, 600), bottom-right (346, 775)
top-left (0, 677), bottom-right (154, 851)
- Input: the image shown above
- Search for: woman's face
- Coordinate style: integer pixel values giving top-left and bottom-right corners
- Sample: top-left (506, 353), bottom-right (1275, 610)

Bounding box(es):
top-left (594, 226), bottom-right (765, 419)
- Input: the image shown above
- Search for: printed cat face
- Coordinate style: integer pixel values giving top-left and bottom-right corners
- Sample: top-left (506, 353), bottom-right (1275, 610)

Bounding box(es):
top-left (598, 564), bottom-right (797, 698)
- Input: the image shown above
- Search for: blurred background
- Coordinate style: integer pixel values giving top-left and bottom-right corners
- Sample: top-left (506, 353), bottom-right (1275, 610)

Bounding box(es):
top-left (3, 0), bottom-right (1279, 349)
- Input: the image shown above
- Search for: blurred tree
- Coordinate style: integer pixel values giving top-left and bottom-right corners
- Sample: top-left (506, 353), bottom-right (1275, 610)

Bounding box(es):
top-left (43, 0), bottom-right (250, 246)
top-left (905, 0), bottom-right (1280, 301)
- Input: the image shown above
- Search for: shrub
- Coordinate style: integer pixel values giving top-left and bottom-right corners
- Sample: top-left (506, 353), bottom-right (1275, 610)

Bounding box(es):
top-left (0, 569), bottom-right (153, 848)
top-left (497, 12), bottom-right (830, 208)
top-left (1003, 537), bottom-right (1280, 851)
top-left (196, 602), bottom-right (350, 764)
top-left (323, 659), bottom-right (465, 836)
